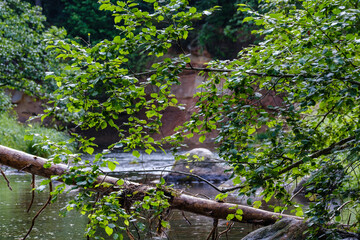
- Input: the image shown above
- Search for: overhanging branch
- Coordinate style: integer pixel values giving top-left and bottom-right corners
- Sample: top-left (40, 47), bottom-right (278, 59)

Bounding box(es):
top-left (279, 136), bottom-right (356, 175)
top-left (0, 145), bottom-right (302, 225)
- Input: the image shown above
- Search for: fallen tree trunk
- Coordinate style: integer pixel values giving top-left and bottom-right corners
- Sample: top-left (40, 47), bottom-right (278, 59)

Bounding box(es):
top-left (0, 145), bottom-right (302, 225)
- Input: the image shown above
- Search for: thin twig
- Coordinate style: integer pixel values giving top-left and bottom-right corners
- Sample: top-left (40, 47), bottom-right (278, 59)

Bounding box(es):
top-left (217, 222), bottom-right (234, 239)
top-left (330, 200), bottom-right (352, 221)
top-left (289, 186), bottom-right (305, 202)
top-left (20, 164), bottom-right (32, 172)
top-left (278, 136), bottom-right (356, 175)
top-left (126, 227), bottom-right (135, 240)
top-left (27, 174), bottom-right (36, 213)
top-left (22, 181), bottom-right (53, 240)
top-left (281, 185), bottom-right (305, 215)
top-left (0, 167), bottom-right (12, 190)
top-left (314, 105), bottom-right (336, 130)
top-left (225, 136), bottom-right (357, 193)
top-left (206, 218), bottom-right (219, 240)
top-left (111, 169), bottom-right (228, 193)
top-left (131, 221), bottom-right (141, 239)
top-left (181, 211), bottom-right (192, 225)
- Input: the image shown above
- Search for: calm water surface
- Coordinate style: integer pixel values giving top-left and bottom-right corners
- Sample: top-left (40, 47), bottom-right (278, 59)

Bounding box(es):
top-left (0, 152), bottom-right (258, 240)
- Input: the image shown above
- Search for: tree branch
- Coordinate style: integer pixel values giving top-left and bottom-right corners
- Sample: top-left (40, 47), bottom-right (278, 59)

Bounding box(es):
top-left (278, 136), bottom-right (356, 175)
top-left (314, 105), bottom-right (337, 130)
top-left (22, 181), bottom-right (53, 240)
top-left (0, 167), bottom-right (12, 190)
top-left (111, 169), bottom-right (227, 193)
top-left (126, 66), bottom-right (360, 88)
top-left (0, 145), bottom-right (302, 225)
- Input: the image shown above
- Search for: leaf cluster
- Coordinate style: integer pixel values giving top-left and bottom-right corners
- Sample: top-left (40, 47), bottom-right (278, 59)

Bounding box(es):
top-left (173, 0), bottom-right (360, 237)
top-left (0, 0), bottom-right (66, 96)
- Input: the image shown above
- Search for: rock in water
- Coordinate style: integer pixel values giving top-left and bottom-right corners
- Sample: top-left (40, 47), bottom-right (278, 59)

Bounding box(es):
top-left (164, 148), bottom-right (230, 183)
top-left (241, 218), bottom-right (359, 240)
top-left (241, 218), bottom-right (307, 240)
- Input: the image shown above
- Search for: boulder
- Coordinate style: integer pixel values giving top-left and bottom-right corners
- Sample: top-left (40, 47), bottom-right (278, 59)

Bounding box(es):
top-left (241, 218), bottom-right (307, 240)
top-left (241, 218), bottom-right (359, 240)
top-left (164, 148), bottom-right (230, 183)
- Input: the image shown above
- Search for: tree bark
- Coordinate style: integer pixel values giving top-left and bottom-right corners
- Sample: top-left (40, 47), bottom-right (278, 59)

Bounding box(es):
top-left (0, 145), bottom-right (302, 225)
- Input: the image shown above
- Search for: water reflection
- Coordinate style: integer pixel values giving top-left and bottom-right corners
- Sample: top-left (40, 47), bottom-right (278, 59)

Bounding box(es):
top-left (0, 174), bottom-right (258, 239)
top-left (0, 174), bottom-right (87, 240)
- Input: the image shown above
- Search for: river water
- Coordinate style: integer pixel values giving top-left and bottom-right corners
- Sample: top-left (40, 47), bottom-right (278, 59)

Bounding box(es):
top-left (0, 151), bottom-right (259, 240)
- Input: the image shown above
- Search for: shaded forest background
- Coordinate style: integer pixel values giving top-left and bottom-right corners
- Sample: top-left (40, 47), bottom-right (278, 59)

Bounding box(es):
top-left (25, 0), bottom-right (259, 60)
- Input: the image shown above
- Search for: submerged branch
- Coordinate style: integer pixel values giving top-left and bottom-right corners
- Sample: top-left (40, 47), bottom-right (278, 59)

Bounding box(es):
top-left (27, 174), bottom-right (36, 213)
top-left (22, 181), bottom-right (53, 240)
top-left (0, 167), bottom-right (12, 190)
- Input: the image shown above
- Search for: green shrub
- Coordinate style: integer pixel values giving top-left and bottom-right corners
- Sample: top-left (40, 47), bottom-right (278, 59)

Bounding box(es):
top-left (0, 112), bottom-right (75, 157)
top-left (0, 90), bottom-right (12, 112)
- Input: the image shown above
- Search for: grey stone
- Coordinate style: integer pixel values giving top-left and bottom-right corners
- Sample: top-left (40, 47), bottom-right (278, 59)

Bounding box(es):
top-left (11, 91), bottom-right (23, 104)
top-left (241, 218), bottom-right (308, 240)
top-left (164, 148), bottom-right (230, 183)
top-left (241, 218), bottom-right (359, 240)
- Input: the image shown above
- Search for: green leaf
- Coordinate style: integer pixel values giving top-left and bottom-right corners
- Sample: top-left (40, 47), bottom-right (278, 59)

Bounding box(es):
top-left (238, 7), bottom-right (251, 12)
top-left (243, 17), bottom-right (254, 23)
top-left (24, 135), bottom-right (34, 141)
top-left (117, 179), bottom-right (124, 186)
top-left (160, 177), bottom-right (165, 185)
top-left (41, 179), bottom-right (51, 185)
top-left (247, 127), bottom-right (256, 135)
top-left (226, 214), bottom-right (235, 220)
top-left (189, 7), bottom-right (197, 14)
top-left (101, 121), bottom-right (107, 129)
top-left (107, 161), bottom-right (116, 171)
top-left (235, 214), bottom-right (243, 221)
top-left (253, 201), bottom-right (262, 209)
top-left (199, 135), bottom-right (206, 143)
top-left (113, 36), bottom-right (121, 43)
top-left (86, 147), bottom-right (94, 155)
top-left (105, 226), bottom-right (113, 236)
top-left (132, 150), bottom-right (140, 158)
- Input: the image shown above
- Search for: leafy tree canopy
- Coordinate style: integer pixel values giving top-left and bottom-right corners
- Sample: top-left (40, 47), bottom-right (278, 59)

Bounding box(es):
top-left (6, 0), bottom-right (360, 239)
top-left (26, 0), bottom-right (260, 59)
top-left (185, 0), bottom-right (360, 237)
top-left (0, 0), bottom-right (65, 97)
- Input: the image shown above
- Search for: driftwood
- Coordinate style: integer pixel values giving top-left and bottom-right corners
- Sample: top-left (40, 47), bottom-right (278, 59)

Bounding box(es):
top-left (0, 145), bottom-right (302, 225)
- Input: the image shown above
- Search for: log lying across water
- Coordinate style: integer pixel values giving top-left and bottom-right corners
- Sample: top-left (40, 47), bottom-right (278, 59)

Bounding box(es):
top-left (0, 145), bottom-right (302, 225)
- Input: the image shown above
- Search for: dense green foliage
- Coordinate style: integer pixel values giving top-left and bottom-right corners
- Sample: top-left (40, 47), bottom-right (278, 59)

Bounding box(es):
top-left (183, 0), bottom-right (360, 238)
top-left (0, 0), bottom-right (73, 156)
top-left (3, 0), bottom-right (360, 239)
top-left (45, 0), bottom-right (208, 154)
top-left (27, 0), bottom-right (259, 59)
top-left (43, 0), bottom-right (360, 239)
top-left (43, 1), bottom-right (211, 238)
top-left (190, 0), bottom-right (261, 58)
top-left (0, 0), bottom-right (64, 96)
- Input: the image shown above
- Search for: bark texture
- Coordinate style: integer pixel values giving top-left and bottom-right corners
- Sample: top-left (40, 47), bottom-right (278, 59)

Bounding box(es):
top-left (0, 145), bottom-right (302, 225)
